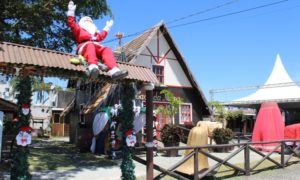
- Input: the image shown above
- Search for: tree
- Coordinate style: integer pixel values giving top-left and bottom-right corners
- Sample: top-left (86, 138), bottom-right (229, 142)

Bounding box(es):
top-left (156, 89), bottom-right (182, 125)
top-left (208, 101), bottom-right (226, 123)
top-left (0, 0), bottom-right (112, 52)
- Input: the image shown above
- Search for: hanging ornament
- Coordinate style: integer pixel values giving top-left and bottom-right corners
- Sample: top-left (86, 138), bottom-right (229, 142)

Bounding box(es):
top-left (13, 117), bottom-right (19, 123)
top-left (22, 103), bottom-right (30, 115)
top-left (110, 117), bottom-right (118, 159)
top-left (16, 126), bottom-right (33, 146)
top-left (125, 129), bottom-right (136, 147)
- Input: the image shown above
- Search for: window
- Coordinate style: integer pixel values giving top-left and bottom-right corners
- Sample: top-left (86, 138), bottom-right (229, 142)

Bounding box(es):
top-left (180, 104), bottom-right (192, 125)
top-left (152, 65), bottom-right (164, 83)
top-left (53, 113), bottom-right (60, 124)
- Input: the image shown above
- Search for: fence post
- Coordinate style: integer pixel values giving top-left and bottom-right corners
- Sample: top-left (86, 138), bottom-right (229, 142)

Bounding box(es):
top-left (194, 148), bottom-right (199, 180)
top-left (244, 144), bottom-right (250, 176)
top-left (281, 141), bottom-right (285, 168)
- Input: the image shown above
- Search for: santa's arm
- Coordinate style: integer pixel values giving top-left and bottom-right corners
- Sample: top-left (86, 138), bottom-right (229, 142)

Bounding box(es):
top-left (66, 1), bottom-right (80, 37)
top-left (95, 30), bottom-right (108, 41)
top-left (67, 16), bottom-right (80, 36)
top-left (94, 20), bottom-right (113, 41)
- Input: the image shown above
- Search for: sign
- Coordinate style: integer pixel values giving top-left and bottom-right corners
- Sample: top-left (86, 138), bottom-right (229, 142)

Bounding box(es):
top-left (0, 111), bottom-right (3, 161)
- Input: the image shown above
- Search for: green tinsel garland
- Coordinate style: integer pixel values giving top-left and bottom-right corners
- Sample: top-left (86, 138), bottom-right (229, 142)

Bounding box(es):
top-left (11, 76), bottom-right (33, 180)
top-left (119, 82), bottom-right (136, 180)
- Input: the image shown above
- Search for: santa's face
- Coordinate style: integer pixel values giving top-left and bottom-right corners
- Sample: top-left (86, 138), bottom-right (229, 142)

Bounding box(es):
top-left (79, 17), bottom-right (97, 35)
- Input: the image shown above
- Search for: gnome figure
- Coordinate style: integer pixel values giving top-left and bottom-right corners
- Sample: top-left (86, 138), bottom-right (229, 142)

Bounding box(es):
top-left (67, 1), bottom-right (128, 80)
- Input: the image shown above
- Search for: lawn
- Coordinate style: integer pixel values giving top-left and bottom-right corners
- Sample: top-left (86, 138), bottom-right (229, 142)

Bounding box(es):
top-left (28, 139), bottom-right (118, 171)
top-left (0, 138), bottom-right (119, 172)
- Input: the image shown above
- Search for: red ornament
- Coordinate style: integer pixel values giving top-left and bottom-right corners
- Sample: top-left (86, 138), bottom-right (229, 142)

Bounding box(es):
top-left (13, 117), bottom-right (19, 123)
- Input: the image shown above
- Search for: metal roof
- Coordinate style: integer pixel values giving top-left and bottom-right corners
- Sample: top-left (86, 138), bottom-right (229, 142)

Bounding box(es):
top-left (0, 41), bottom-right (159, 83)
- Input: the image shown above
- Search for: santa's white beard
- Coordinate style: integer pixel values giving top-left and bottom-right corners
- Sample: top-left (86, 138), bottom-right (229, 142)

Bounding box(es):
top-left (80, 22), bottom-right (97, 36)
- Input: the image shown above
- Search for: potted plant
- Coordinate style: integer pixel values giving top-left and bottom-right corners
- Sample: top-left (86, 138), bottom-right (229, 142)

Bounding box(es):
top-left (160, 124), bottom-right (184, 156)
top-left (212, 128), bottom-right (234, 152)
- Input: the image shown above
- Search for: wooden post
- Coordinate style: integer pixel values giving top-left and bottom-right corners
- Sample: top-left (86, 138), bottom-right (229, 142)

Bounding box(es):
top-left (193, 148), bottom-right (199, 180)
top-left (145, 83), bottom-right (154, 180)
top-left (0, 111), bottom-right (3, 162)
top-left (281, 142), bottom-right (285, 168)
top-left (242, 115), bottom-right (247, 135)
top-left (244, 144), bottom-right (250, 176)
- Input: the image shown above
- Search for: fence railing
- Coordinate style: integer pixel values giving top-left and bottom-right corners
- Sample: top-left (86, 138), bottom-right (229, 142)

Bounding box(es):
top-left (134, 138), bottom-right (300, 179)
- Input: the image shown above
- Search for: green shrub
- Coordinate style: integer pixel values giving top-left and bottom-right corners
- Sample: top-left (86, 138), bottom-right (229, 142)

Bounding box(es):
top-left (212, 128), bottom-right (234, 144)
top-left (160, 124), bottom-right (183, 145)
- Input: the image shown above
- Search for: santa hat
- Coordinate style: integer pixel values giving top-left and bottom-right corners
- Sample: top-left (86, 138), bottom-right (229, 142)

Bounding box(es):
top-left (79, 16), bottom-right (93, 27)
top-left (22, 103), bottom-right (30, 109)
top-left (19, 126), bottom-right (33, 132)
top-left (125, 129), bottom-right (133, 136)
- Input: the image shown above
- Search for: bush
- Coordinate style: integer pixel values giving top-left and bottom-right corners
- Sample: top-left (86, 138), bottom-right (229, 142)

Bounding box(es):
top-left (212, 128), bottom-right (234, 144)
top-left (160, 124), bottom-right (184, 146)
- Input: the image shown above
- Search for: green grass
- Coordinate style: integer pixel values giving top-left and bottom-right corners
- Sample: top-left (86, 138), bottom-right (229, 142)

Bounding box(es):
top-left (28, 139), bottom-right (118, 171)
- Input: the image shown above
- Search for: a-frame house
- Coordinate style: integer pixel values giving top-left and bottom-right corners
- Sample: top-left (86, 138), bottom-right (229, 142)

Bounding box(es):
top-left (116, 21), bottom-right (211, 127)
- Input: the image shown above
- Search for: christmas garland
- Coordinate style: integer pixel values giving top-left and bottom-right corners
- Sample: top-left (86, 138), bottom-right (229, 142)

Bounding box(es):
top-left (119, 82), bottom-right (136, 180)
top-left (11, 76), bottom-right (33, 180)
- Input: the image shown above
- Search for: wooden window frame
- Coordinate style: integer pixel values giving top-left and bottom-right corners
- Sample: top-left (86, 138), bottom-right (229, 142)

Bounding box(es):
top-left (179, 103), bottom-right (192, 125)
top-left (152, 65), bottom-right (164, 84)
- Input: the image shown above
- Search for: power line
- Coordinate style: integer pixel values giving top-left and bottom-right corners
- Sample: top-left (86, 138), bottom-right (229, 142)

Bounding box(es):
top-left (103, 0), bottom-right (239, 44)
top-left (168, 0), bottom-right (288, 29)
top-left (103, 0), bottom-right (289, 44)
top-left (166, 0), bottom-right (239, 25)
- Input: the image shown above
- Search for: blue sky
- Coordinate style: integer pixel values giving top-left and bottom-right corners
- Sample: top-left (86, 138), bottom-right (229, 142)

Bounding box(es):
top-left (64, 0), bottom-right (300, 102)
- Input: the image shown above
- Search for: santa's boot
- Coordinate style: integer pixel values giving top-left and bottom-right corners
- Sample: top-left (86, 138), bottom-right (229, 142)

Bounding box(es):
top-left (108, 67), bottom-right (128, 80)
top-left (88, 64), bottom-right (99, 80)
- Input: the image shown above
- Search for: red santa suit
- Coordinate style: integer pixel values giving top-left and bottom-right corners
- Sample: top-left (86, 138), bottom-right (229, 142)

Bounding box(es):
top-left (67, 16), bottom-right (116, 70)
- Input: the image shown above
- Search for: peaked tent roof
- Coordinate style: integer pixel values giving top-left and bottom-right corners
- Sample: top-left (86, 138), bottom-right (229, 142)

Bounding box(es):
top-left (116, 21), bottom-right (211, 116)
top-left (227, 54), bottom-right (300, 108)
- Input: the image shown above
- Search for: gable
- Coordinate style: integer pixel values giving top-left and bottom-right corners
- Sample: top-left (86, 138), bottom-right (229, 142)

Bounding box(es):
top-left (132, 29), bottom-right (192, 87)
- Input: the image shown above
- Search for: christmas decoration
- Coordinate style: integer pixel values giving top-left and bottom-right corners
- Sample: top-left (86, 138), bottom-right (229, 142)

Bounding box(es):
top-left (21, 103), bottom-right (30, 115)
top-left (119, 82), bottom-right (136, 180)
top-left (125, 129), bottom-right (136, 147)
top-left (90, 111), bottom-right (109, 153)
top-left (67, 1), bottom-right (128, 80)
top-left (109, 116), bottom-right (118, 159)
top-left (10, 76), bottom-right (33, 180)
top-left (16, 131), bottom-right (32, 147)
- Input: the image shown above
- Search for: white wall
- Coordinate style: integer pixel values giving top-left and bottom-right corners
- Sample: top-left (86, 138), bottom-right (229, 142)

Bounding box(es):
top-left (134, 30), bottom-right (192, 87)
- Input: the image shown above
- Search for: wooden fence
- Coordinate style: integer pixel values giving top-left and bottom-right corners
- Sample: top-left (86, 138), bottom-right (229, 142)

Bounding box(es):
top-left (134, 138), bottom-right (300, 180)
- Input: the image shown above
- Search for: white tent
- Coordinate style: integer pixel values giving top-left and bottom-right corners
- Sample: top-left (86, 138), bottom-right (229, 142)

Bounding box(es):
top-left (226, 54), bottom-right (300, 108)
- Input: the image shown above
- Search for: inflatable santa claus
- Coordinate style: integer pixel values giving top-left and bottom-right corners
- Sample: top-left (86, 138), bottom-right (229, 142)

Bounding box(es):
top-left (67, 1), bottom-right (128, 80)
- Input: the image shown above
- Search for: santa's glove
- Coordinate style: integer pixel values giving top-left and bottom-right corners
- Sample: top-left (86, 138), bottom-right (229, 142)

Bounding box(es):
top-left (67, 1), bottom-right (76, 17)
top-left (103, 20), bottom-right (114, 32)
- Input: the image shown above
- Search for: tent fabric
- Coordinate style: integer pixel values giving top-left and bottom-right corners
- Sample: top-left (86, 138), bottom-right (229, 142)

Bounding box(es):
top-left (284, 123), bottom-right (300, 145)
top-left (176, 121), bottom-right (209, 175)
top-left (232, 54), bottom-right (300, 104)
top-left (252, 102), bottom-right (284, 152)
